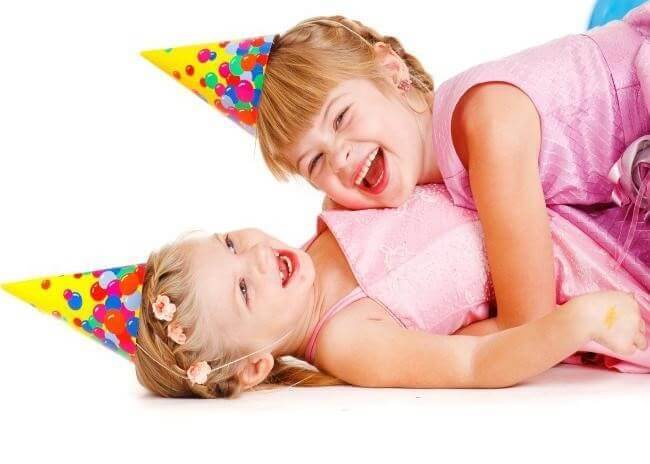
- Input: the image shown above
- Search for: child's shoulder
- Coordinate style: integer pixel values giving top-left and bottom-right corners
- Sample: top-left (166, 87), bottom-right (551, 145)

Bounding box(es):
top-left (450, 82), bottom-right (540, 169)
top-left (310, 297), bottom-right (403, 382)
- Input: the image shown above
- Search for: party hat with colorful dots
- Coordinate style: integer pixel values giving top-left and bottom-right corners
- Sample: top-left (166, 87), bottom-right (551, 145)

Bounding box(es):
top-left (141, 35), bottom-right (275, 135)
top-left (2, 264), bottom-right (145, 361)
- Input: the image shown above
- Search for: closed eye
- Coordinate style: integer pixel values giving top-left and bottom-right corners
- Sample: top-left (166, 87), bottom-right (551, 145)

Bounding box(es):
top-left (334, 105), bottom-right (349, 130)
top-left (307, 106), bottom-right (350, 177)
top-left (308, 154), bottom-right (323, 176)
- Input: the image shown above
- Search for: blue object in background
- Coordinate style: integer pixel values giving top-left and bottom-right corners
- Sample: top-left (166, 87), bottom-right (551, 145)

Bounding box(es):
top-left (588, 0), bottom-right (646, 28)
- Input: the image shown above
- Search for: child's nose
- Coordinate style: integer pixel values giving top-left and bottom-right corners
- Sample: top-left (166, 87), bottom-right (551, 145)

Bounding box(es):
top-left (249, 243), bottom-right (273, 276)
top-left (328, 147), bottom-right (351, 175)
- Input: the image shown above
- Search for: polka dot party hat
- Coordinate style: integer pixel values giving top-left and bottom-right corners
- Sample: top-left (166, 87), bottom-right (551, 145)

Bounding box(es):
top-left (141, 35), bottom-right (275, 135)
top-left (2, 264), bottom-right (145, 362)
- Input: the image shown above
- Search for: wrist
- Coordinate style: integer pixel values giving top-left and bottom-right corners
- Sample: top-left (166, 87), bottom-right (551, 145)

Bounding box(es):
top-left (560, 300), bottom-right (596, 340)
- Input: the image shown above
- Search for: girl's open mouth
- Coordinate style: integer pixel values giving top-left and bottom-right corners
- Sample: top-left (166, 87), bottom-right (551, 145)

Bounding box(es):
top-left (354, 147), bottom-right (389, 195)
top-left (273, 249), bottom-right (300, 288)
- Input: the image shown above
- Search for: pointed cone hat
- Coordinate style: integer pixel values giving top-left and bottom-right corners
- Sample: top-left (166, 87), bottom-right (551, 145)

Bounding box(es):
top-left (141, 35), bottom-right (275, 135)
top-left (2, 264), bottom-right (145, 361)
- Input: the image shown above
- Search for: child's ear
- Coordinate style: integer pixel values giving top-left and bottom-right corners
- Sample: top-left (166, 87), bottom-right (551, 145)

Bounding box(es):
top-left (373, 41), bottom-right (408, 86)
top-left (237, 352), bottom-right (275, 390)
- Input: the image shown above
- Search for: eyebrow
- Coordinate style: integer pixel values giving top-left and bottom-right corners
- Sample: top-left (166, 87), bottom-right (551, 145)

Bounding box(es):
top-left (295, 93), bottom-right (346, 170)
top-left (212, 233), bottom-right (244, 318)
top-left (212, 233), bottom-right (225, 250)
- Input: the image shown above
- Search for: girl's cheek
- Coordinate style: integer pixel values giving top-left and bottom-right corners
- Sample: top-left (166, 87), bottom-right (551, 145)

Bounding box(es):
top-left (311, 177), bottom-right (326, 192)
top-left (309, 175), bottom-right (330, 194)
top-left (328, 185), bottom-right (351, 205)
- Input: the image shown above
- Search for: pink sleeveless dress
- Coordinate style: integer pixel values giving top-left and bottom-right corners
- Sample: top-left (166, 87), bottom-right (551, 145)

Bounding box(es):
top-left (304, 185), bottom-right (650, 374)
top-left (431, 4), bottom-right (650, 290)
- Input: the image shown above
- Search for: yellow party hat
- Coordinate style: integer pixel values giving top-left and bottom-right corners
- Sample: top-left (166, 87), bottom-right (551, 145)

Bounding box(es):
top-left (141, 35), bottom-right (275, 135)
top-left (2, 264), bottom-right (145, 361)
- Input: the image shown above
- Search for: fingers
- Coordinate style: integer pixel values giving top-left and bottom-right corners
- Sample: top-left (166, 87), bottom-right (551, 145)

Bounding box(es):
top-left (628, 292), bottom-right (639, 308)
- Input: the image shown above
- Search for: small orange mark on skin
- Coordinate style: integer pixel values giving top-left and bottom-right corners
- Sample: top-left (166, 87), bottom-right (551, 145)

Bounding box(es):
top-left (604, 307), bottom-right (618, 329)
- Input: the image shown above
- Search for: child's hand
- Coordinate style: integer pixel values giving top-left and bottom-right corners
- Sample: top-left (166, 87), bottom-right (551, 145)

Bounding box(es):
top-left (565, 291), bottom-right (647, 355)
top-left (321, 196), bottom-right (345, 211)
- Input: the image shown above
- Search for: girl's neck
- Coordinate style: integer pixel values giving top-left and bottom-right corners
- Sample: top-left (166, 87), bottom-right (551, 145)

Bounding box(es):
top-left (417, 92), bottom-right (443, 185)
top-left (282, 230), bottom-right (357, 362)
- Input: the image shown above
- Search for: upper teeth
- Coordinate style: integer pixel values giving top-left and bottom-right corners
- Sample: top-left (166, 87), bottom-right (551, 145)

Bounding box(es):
top-left (355, 148), bottom-right (380, 186)
top-left (277, 254), bottom-right (293, 284)
top-left (281, 256), bottom-right (292, 273)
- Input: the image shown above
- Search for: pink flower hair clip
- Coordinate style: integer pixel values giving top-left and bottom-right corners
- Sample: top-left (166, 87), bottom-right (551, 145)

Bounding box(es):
top-left (152, 294), bottom-right (176, 322)
top-left (187, 360), bottom-right (212, 385)
top-left (167, 320), bottom-right (187, 345)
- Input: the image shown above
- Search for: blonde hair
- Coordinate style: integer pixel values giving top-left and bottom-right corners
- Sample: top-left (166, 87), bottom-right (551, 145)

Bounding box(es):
top-left (134, 233), bottom-right (346, 399)
top-left (257, 15), bottom-right (434, 180)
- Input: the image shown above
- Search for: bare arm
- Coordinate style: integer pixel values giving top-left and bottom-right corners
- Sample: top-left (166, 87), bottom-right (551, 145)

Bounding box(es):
top-left (451, 83), bottom-right (555, 330)
top-left (316, 292), bottom-right (645, 388)
top-left (453, 316), bottom-right (502, 336)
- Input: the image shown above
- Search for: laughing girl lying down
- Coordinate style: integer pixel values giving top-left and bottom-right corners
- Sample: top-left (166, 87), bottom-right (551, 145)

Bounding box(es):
top-left (134, 185), bottom-right (648, 398)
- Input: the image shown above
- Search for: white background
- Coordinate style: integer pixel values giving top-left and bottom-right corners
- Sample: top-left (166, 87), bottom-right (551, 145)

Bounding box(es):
top-left (1, 0), bottom-right (648, 463)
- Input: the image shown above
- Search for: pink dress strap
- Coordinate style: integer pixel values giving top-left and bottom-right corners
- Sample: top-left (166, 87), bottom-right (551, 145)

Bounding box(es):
top-left (300, 233), bottom-right (319, 251)
top-left (304, 286), bottom-right (366, 365)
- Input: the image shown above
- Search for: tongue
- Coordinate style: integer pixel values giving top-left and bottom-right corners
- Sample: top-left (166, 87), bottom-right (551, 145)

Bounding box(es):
top-left (364, 151), bottom-right (384, 188)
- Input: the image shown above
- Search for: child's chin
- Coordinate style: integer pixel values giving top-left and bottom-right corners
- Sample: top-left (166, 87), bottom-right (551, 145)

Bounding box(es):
top-left (338, 197), bottom-right (372, 210)
top-left (383, 183), bottom-right (411, 207)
